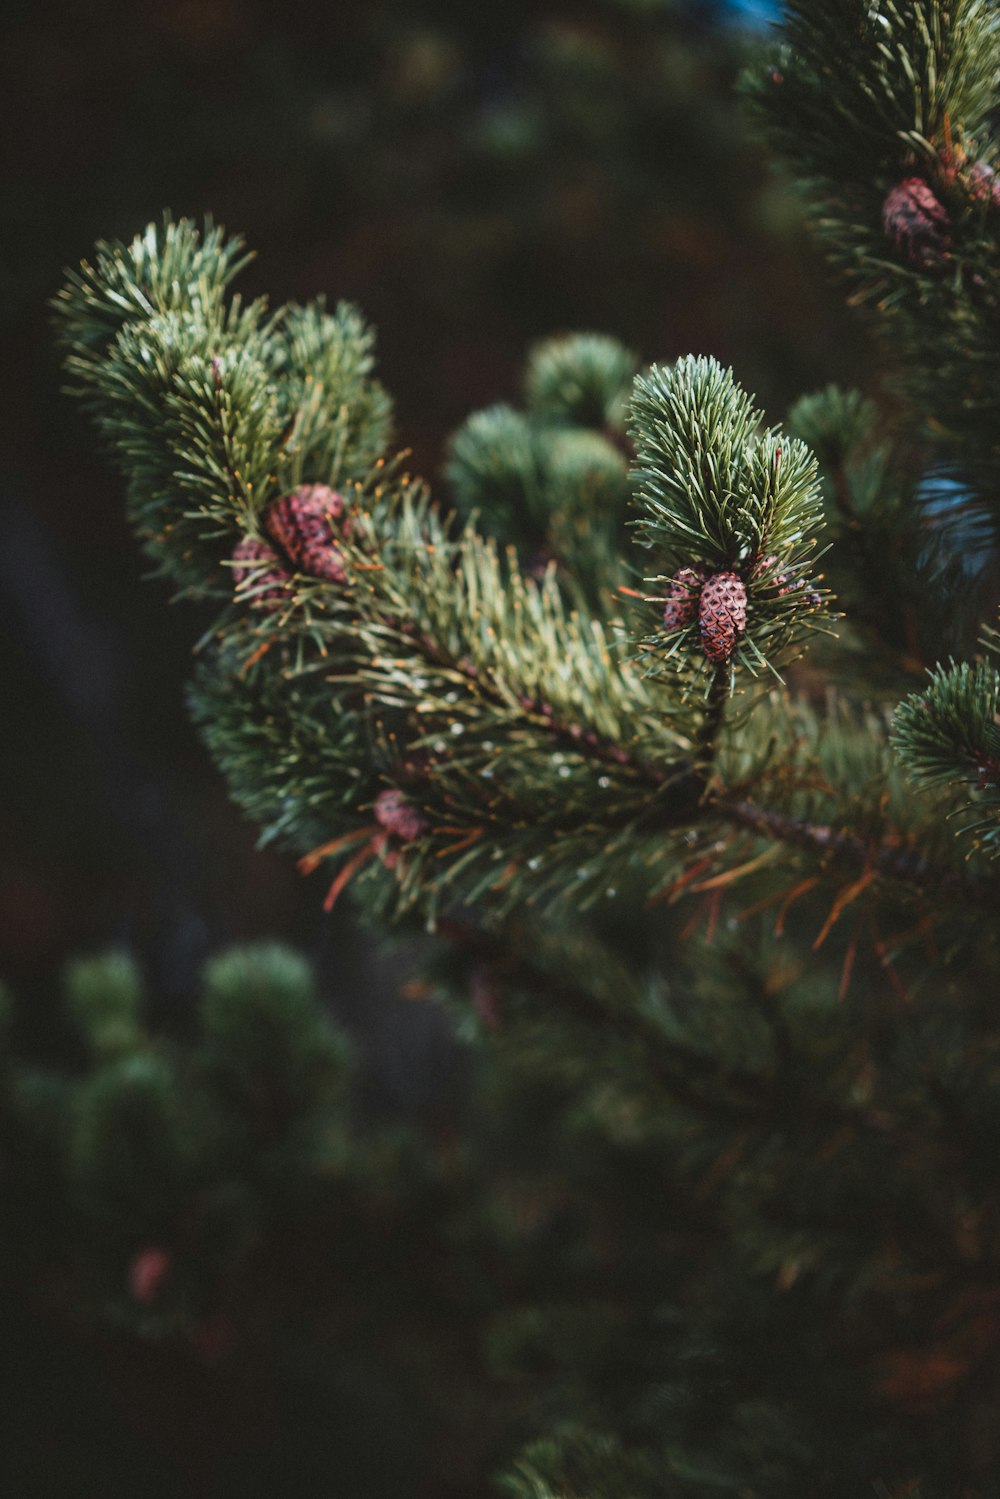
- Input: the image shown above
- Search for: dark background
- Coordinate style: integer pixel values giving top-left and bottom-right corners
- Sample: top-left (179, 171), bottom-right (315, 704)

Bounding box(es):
top-left (0, 0), bottom-right (863, 1074)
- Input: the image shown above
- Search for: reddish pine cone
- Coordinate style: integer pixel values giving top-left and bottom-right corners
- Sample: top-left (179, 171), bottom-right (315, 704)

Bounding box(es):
top-left (231, 536), bottom-right (292, 610)
top-left (374, 788), bottom-right (429, 843)
top-left (882, 177), bottom-right (950, 268)
top-left (969, 161), bottom-right (1000, 208)
top-left (662, 565), bottom-right (708, 631)
top-left (755, 553), bottom-right (821, 607)
top-left (129, 1246), bottom-right (171, 1306)
top-left (756, 553), bottom-right (790, 583)
top-left (265, 483), bottom-right (348, 584)
top-left (698, 571), bottom-right (747, 664)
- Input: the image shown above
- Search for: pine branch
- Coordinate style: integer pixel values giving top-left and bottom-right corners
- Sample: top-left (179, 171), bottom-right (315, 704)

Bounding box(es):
top-left (629, 356), bottom-right (831, 690)
top-left (446, 337), bottom-right (636, 611)
top-left (892, 658), bottom-right (1000, 856)
top-left (53, 217), bottom-right (391, 589)
top-left (439, 918), bottom-right (771, 1123)
top-left (57, 218), bottom-right (995, 942)
top-left (745, 0), bottom-right (1000, 480)
top-left (711, 795), bottom-right (995, 907)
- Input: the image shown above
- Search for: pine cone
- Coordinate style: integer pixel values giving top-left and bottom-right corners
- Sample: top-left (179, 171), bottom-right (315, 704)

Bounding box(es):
top-left (882, 177), bottom-right (950, 268)
top-left (661, 565), bottom-right (708, 631)
top-left (755, 553), bottom-right (821, 608)
top-left (231, 535), bottom-right (292, 610)
top-left (699, 571), bottom-right (747, 664)
top-left (265, 483), bottom-right (348, 583)
top-left (129, 1247), bottom-right (171, 1306)
top-left (374, 788), bottom-right (429, 842)
top-left (968, 161), bottom-right (1000, 209)
top-left (754, 552), bottom-right (784, 583)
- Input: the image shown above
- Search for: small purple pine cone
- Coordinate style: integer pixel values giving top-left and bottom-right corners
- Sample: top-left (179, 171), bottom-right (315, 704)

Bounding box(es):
top-left (882, 177), bottom-right (950, 268)
top-left (968, 161), bottom-right (1000, 209)
top-left (661, 565), bottom-right (708, 631)
top-left (231, 536), bottom-right (292, 610)
top-left (265, 483), bottom-right (348, 584)
top-left (374, 788), bottom-right (429, 843)
top-left (754, 553), bottom-right (784, 583)
top-left (698, 571), bottom-right (748, 665)
top-left (755, 553), bottom-right (821, 608)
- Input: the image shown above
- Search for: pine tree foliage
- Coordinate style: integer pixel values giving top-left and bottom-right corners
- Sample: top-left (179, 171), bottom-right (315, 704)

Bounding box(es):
top-left (446, 332), bottom-right (635, 606)
top-left (52, 217), bottom-right (391, 590)
top-left (892, 657), bottom-right (1000, 855)
top-left (66, 216), bottom-right (954, 938)
top-left (745, 0), bottom-right (1000, 476)
top-left (52, 205), bottom-right (1000, 1494)
top-left (745, 0), bottom-right (1000, 869)
top-left (71, 216), bottom-right (979, 950)
top-left (629, 356), bottom-right (829, 682)
top-left (499, 1428), bottom-right (667, 1499)
top-left (524, 333), bottom-right (636, 431)
top-left (34, 2), bottom-right (1000, 1493)
top-left (2, 946), bottom-right (358, 1313)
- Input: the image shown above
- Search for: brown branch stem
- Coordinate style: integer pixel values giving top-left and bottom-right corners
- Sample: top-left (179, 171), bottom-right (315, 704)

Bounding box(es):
top-left (373, 598), bottom-right (1000, 911)
top-left (710, 795), bottom-right (996, 908)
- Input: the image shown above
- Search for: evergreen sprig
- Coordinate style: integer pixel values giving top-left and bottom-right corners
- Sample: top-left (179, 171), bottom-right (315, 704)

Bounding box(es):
top-left (34, 5), bottom-right (1000, 1493)
top-left (629, 356), bottom-right (830, 682)
top-left (271, 299), bottom-right (393, 491)
top-left (53, 217), bottom-right (254, 360)
top-left (524, 332), bottom-right (638, 430)
top-left (748, 0), bottom-right (999, 188)
top-left (446, 335), bottom-right (634, 608)
top-left (196, 478), bottom-right (702, 923)
top-left (629, 356), bottom-right (824, 567)
top-left (892, 659), bottom-right (1000, 853)
top-left (745, 0), bottom-right (1000, 480)
top-left (786, 385), bottom-right (985, 679)
top-left (56, 217), bottom-right (1000, 937)
top-left (52, 216), bottom-right (391, 589)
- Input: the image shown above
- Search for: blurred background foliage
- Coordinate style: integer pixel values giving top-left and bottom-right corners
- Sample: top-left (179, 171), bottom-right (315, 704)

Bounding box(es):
top-left (0, 0), bottom-right (873, 1491)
